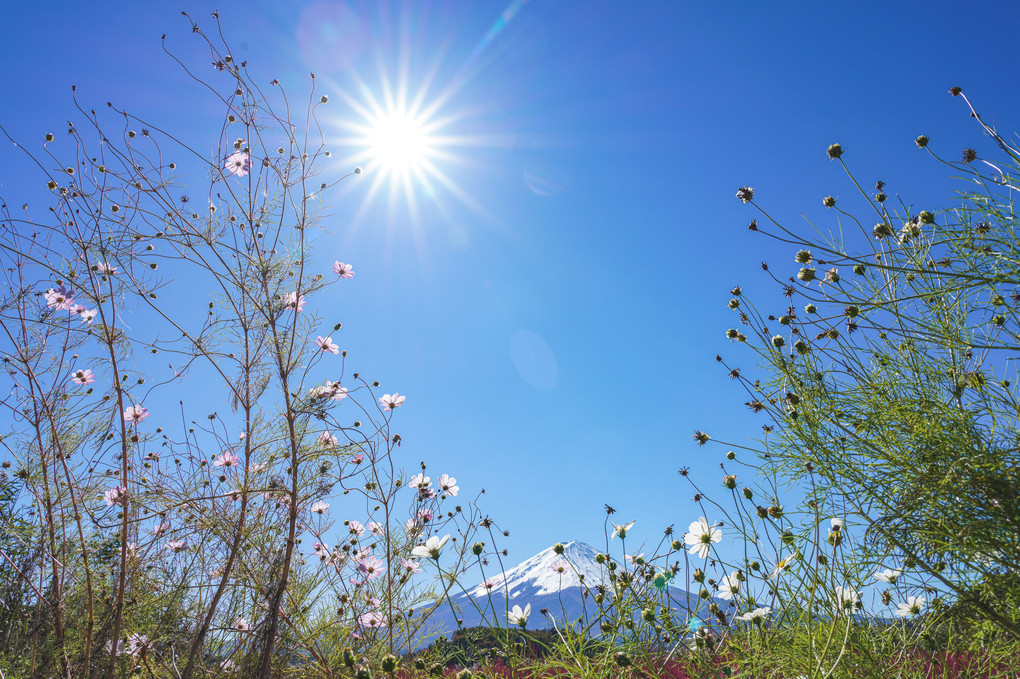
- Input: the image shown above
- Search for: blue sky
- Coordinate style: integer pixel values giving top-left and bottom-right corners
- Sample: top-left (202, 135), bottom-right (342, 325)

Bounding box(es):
top-left (3, 1), bottom-right (1020, 567)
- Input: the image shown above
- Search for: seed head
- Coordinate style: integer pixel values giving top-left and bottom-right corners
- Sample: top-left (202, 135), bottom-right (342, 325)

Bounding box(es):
top-left (736, 186), bottom-right (755, 203)
top-left (949, 86), bottom-right (962, 96)
top-left (771, 335), bottom-right (785, 348)
top-left (823, 195), bottom-right (836, 207)
top-left (962, 148), bottom-right (977, 163)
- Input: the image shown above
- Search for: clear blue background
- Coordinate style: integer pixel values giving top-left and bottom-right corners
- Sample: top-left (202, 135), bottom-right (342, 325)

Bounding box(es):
top-left (2, 0), bottom-right (1019, 566)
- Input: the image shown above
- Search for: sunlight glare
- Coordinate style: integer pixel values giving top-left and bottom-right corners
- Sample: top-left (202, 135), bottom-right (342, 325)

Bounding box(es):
top-left (367, 112), bottom-right (431, 174)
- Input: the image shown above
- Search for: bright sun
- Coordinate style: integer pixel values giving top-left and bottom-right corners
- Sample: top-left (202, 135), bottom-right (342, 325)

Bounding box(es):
top-left (366, 112), bottom-right (431, 174)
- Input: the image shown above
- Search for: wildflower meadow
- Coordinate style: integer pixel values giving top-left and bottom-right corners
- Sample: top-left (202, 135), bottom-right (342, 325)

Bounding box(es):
top-left (1, 7), bottom-right (1019, 679)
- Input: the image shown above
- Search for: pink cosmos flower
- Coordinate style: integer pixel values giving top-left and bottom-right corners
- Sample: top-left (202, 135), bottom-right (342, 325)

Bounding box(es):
top-left (316, 336), bottom-right (339, 354)
top-left (358, 555), bottom-right (386, 580)
top-left (104, 486), bottom-right (127, 506)
top-left (123, 404), bottom-right (149, 425)
top-left (232, 617), bottom-right (251, 632)
top-left (310, 501), bottom-right (330, 515)
top-left (481, 577), bottom-right (500, 590)
top-left (45, 286), bottom-right (76, 311)
top-left (368, 521), bottom-right (384, 536)
top-left (72, 368), bottom-right (96, 386)
top-left (282, 292), bottom-right (306, 312)
top-left (151, 521), bottom-right (170, 537)
top-left (318, 431), bottom-right (338, 449)
top-left (405, 518), bottom-right (422, 534)
top-left (78, 308), bottom-right (97, 324)
top-left (401, 558), bottom-right (423, 574)
top-left (238, 432), bottom-right (246, 440)
top-left (333, 261), bottom-right (355, 279)
top-left (408, 473), bottom-right (430, 490)
top-left (167, 539), bottom-right (188, 553)
top-left (417, 510), bottom-right (433, 523)
top-left (213, 452), bottom-right (240, 468)
top-left (437, 474), bottom-right (459, 496)
top-left (379, 393), bottom-right (405, 410)
top-left (224, 151), bottom-right (252, 177)
top-left (359, 612), bottom-right (387, 628)
top-left (96, 261), bottom-right (117, 276)
top-left (351, 454), bottom-right (364, 464)
top-left (347, 520), bottom-right (365, 537)
top-left (145, 451), bottom-right (160, 460)
top-left (550, 559), bottom-right (570, 574)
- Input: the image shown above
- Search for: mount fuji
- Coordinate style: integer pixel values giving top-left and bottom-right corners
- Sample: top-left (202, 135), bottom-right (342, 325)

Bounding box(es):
top-left (414, 541), bottom-right (707, 641)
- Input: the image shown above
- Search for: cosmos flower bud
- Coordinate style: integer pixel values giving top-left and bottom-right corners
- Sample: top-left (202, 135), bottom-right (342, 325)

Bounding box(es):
top-left (671, 540), bottom-right (682, 550)
top-left (756, 506), bottom-right (768, 519)
top-left (728, 299), bottom-right (740, 309)
top-left (473, 542), bottom-right (485, 555)
top-left (915, 135), bottom-right (929, 148)
top-left (876, 192), bottom-right (887, 203)
top-left (795, 250), bottom-right (812, 264)
top-left (823, 195), bottom-right (836, 207)
top-left (767, 505), bottom-right (784, 519)
top-left (949, 86), bottom-right (962, 96)
top-left (825, 268), bottom-right (840, 284)
top-left (794, 339), bottom-right (809, 354)
top-left (614, 653), bottom-right (631, 667)
top-left (723, 474), bottom-right (737, 489)
top-left (343, 648), bottom-right (356, 669)
top-left (693, 568), bottom-right (705, 583)
top-left (47, 181), bottom-right (57, 190)
top-left (873, 222), bottom-right (892, 239)
top-left (743, 487), bottom-right (753, 500)
top-left (553, 542), bottom-right (565, 555)
top-left (828, 530), bottom-right (843, 547)
top-left (919, 210), bottom-right (935, 224)
top-left (726, 328), bottom-right (738, 339)
top-left (354, 167), bottom-right (363, 175)
top-left (772, 335), bottom-right (785, 348)
top-left (779, 315), bottom-right (791, 325)
top-left (805, 304), bottom-right (817, 314)
top-left (827, 143), bottom-right (843, 159)
top-left (595, 553), bottom-right (606, 564)
top-left (736, 186), bottom-right (755, 203)
top-left (853, 264), bottom-right (866, 275)
top-left (845, 305), bottom-right (859, 318)
top-left (726, 450), bottom-right (735, 460)
top-left (320, 95), bottom-right (329, 104)
top-left (382, 655), bottom-right (398, 673)
top-left (826, 328), bottom-right (840, 340)
top-left (797, 268), bottom-right (816, 282)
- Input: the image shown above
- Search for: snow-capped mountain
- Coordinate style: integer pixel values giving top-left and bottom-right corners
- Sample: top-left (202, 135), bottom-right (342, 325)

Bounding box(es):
top-left (466, 540), bottom-right (612, 599)
top-left (414, 541), bottom-right (707, 643)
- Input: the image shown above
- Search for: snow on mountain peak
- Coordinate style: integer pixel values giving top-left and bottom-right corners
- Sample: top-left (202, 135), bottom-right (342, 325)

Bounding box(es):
top-left (468, 541), bottom-right (613, 599)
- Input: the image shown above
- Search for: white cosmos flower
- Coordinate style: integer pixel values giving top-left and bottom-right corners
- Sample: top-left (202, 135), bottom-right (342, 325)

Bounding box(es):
top-left (766, 554), bottom-right (794, 580)
top-left (895, 595), bottom-right (925, 618)
top-left (717, 571), bottom-right (741, 600)
top-left (832, 585), bottom-right (861, 614)
top-left (611, 520), bottom-right (636, 540)
top-left (508, 603), bottom-right (531, 628)
top-left (684, 517), bottom-right (722, 559)
top-left (411, 534), bottom-right (449, 560)
top-left (874, 567), bottom-right (902, 584)
top-left (734, 606), bottom-right (770, 623)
